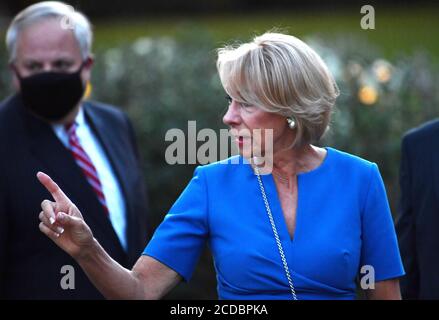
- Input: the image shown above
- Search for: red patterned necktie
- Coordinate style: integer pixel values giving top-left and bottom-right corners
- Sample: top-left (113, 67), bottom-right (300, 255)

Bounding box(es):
top-left (65, 122), bottom-right (109, 215)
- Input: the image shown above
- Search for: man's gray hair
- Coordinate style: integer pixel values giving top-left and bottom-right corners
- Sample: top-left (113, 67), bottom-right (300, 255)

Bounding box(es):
top-left (5, 1), bottom-right (93, 62)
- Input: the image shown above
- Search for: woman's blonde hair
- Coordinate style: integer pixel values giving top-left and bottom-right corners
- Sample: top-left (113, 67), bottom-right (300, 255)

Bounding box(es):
top-left (217, 32), bottom-right (339, 147)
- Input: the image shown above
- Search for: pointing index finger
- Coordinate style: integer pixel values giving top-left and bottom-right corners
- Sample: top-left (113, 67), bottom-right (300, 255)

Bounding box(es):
top-left (37, 172), bottom-right (69, 203)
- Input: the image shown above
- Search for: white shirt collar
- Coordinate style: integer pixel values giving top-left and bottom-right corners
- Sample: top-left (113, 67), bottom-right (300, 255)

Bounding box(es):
top-left (73, 106), bottom-right (86, 128)
top-left (51, 106), bottom-right (85, 131)
top-left (51, 106), bottom-right (86, 148)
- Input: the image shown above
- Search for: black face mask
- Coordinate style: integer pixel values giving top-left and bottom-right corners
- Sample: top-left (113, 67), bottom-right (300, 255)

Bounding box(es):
top-left (15, 63), bottom-right (86, 122)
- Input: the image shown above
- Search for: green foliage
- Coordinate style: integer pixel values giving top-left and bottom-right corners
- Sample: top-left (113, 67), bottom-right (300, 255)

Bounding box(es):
top-left (91, 29), bottom-right (227, 230)
top-left (91, 8), bottom-right (439, 64)
top-left (311, 35), bottom-right (439, 211)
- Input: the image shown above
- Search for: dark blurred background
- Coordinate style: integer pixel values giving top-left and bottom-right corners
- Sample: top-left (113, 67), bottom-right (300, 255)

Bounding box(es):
top-left (0, 0), bottom-right (437, 15)
top-left (1, 0), bottom-right (439, 299)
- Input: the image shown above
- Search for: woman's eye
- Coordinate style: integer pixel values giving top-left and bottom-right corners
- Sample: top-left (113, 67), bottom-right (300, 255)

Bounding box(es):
top-left (225, 96), bottom-right (253, 110)
top-left (240, 102), bottom-right (253, 109)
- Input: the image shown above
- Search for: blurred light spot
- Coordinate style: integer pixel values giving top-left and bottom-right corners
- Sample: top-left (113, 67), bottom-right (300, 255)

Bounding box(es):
top-left (347, 61), bottom-right (363, 78)
top-left (373, 59), bottom-right (392, 83)
top-left (132, 37), bottom-right (153, 56)
top-left (104, 48), bottom-right (124, 81)
top-left (358, 86), bottom-right (378, 105)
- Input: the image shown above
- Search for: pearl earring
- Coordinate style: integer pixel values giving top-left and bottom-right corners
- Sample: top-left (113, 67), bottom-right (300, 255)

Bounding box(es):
top-left (287, 117), bottom-right (296, 129)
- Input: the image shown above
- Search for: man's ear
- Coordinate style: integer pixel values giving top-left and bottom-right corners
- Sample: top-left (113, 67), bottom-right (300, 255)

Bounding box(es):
top-left (81, 55), bottom-right (94, 81)
top-left (84, 55), bottom-right (94, 70)
top-left (9, 62), bottom-right (20, 91)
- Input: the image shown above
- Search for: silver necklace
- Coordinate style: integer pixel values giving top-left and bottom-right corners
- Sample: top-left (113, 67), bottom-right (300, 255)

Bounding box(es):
top-left (254, 167), bottom-right (298, 300)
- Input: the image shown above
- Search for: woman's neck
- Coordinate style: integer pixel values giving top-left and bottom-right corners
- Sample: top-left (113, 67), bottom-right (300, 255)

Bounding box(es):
top-left (271, 144), bottom-right (325, 178)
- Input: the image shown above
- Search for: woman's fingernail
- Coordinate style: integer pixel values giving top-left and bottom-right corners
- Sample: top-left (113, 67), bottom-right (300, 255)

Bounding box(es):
top-left (57, 227), bottom-right (64, 234)
top-left (49, 217), bottom-right (55, 225)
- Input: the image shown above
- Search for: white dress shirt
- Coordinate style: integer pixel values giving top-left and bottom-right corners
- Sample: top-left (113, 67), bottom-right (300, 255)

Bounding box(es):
top-left (52, 107), bottom-right (128, 250)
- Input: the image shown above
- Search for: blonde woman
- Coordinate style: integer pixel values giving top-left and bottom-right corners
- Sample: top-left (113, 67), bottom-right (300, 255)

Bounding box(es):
top-left (37, 32), bottom-right (404, 300)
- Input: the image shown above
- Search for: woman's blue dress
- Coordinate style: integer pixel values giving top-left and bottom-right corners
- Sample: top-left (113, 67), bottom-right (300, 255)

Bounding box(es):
top-left (144, 147), bottom-right (405, 299)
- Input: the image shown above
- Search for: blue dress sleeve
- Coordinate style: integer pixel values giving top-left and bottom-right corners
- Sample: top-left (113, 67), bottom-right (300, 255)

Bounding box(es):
top-left (143, 166), bottom-right (209, 281)
top-left (360, 163), bottom-right (405, 281)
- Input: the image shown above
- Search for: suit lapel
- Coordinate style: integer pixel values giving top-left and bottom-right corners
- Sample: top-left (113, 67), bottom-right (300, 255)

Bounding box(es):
top-left (432, 129), bottom-right (439, 204)
top-left (83, 103), bottom-right (135, 254)
top-left (22, 99), bottom-right (125, 255)
top-left (23, 100), bottom-right (87, 199)
top-left (83, 103), bottom-right (132, 206)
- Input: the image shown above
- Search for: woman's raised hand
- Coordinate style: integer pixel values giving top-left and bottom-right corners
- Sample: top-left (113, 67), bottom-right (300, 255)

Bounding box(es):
top-left (37, 172), bottom-right (94, 259)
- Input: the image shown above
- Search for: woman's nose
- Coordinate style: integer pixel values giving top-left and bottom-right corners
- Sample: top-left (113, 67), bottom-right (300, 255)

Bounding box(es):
top-left (223, 101), bottom-right (241, 126)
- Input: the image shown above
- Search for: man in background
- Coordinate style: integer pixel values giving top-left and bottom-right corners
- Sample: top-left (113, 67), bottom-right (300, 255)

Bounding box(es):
top-left (0, 1), bottom-right (150, 299)
top-left (397, 118), bottom-right (439, 299)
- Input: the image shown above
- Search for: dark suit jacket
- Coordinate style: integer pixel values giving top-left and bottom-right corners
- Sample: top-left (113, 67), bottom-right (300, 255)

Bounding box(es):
top-left (396, 119), bottom-right (439, 299)
top-left (0, 94), bottom-right (149, 299)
